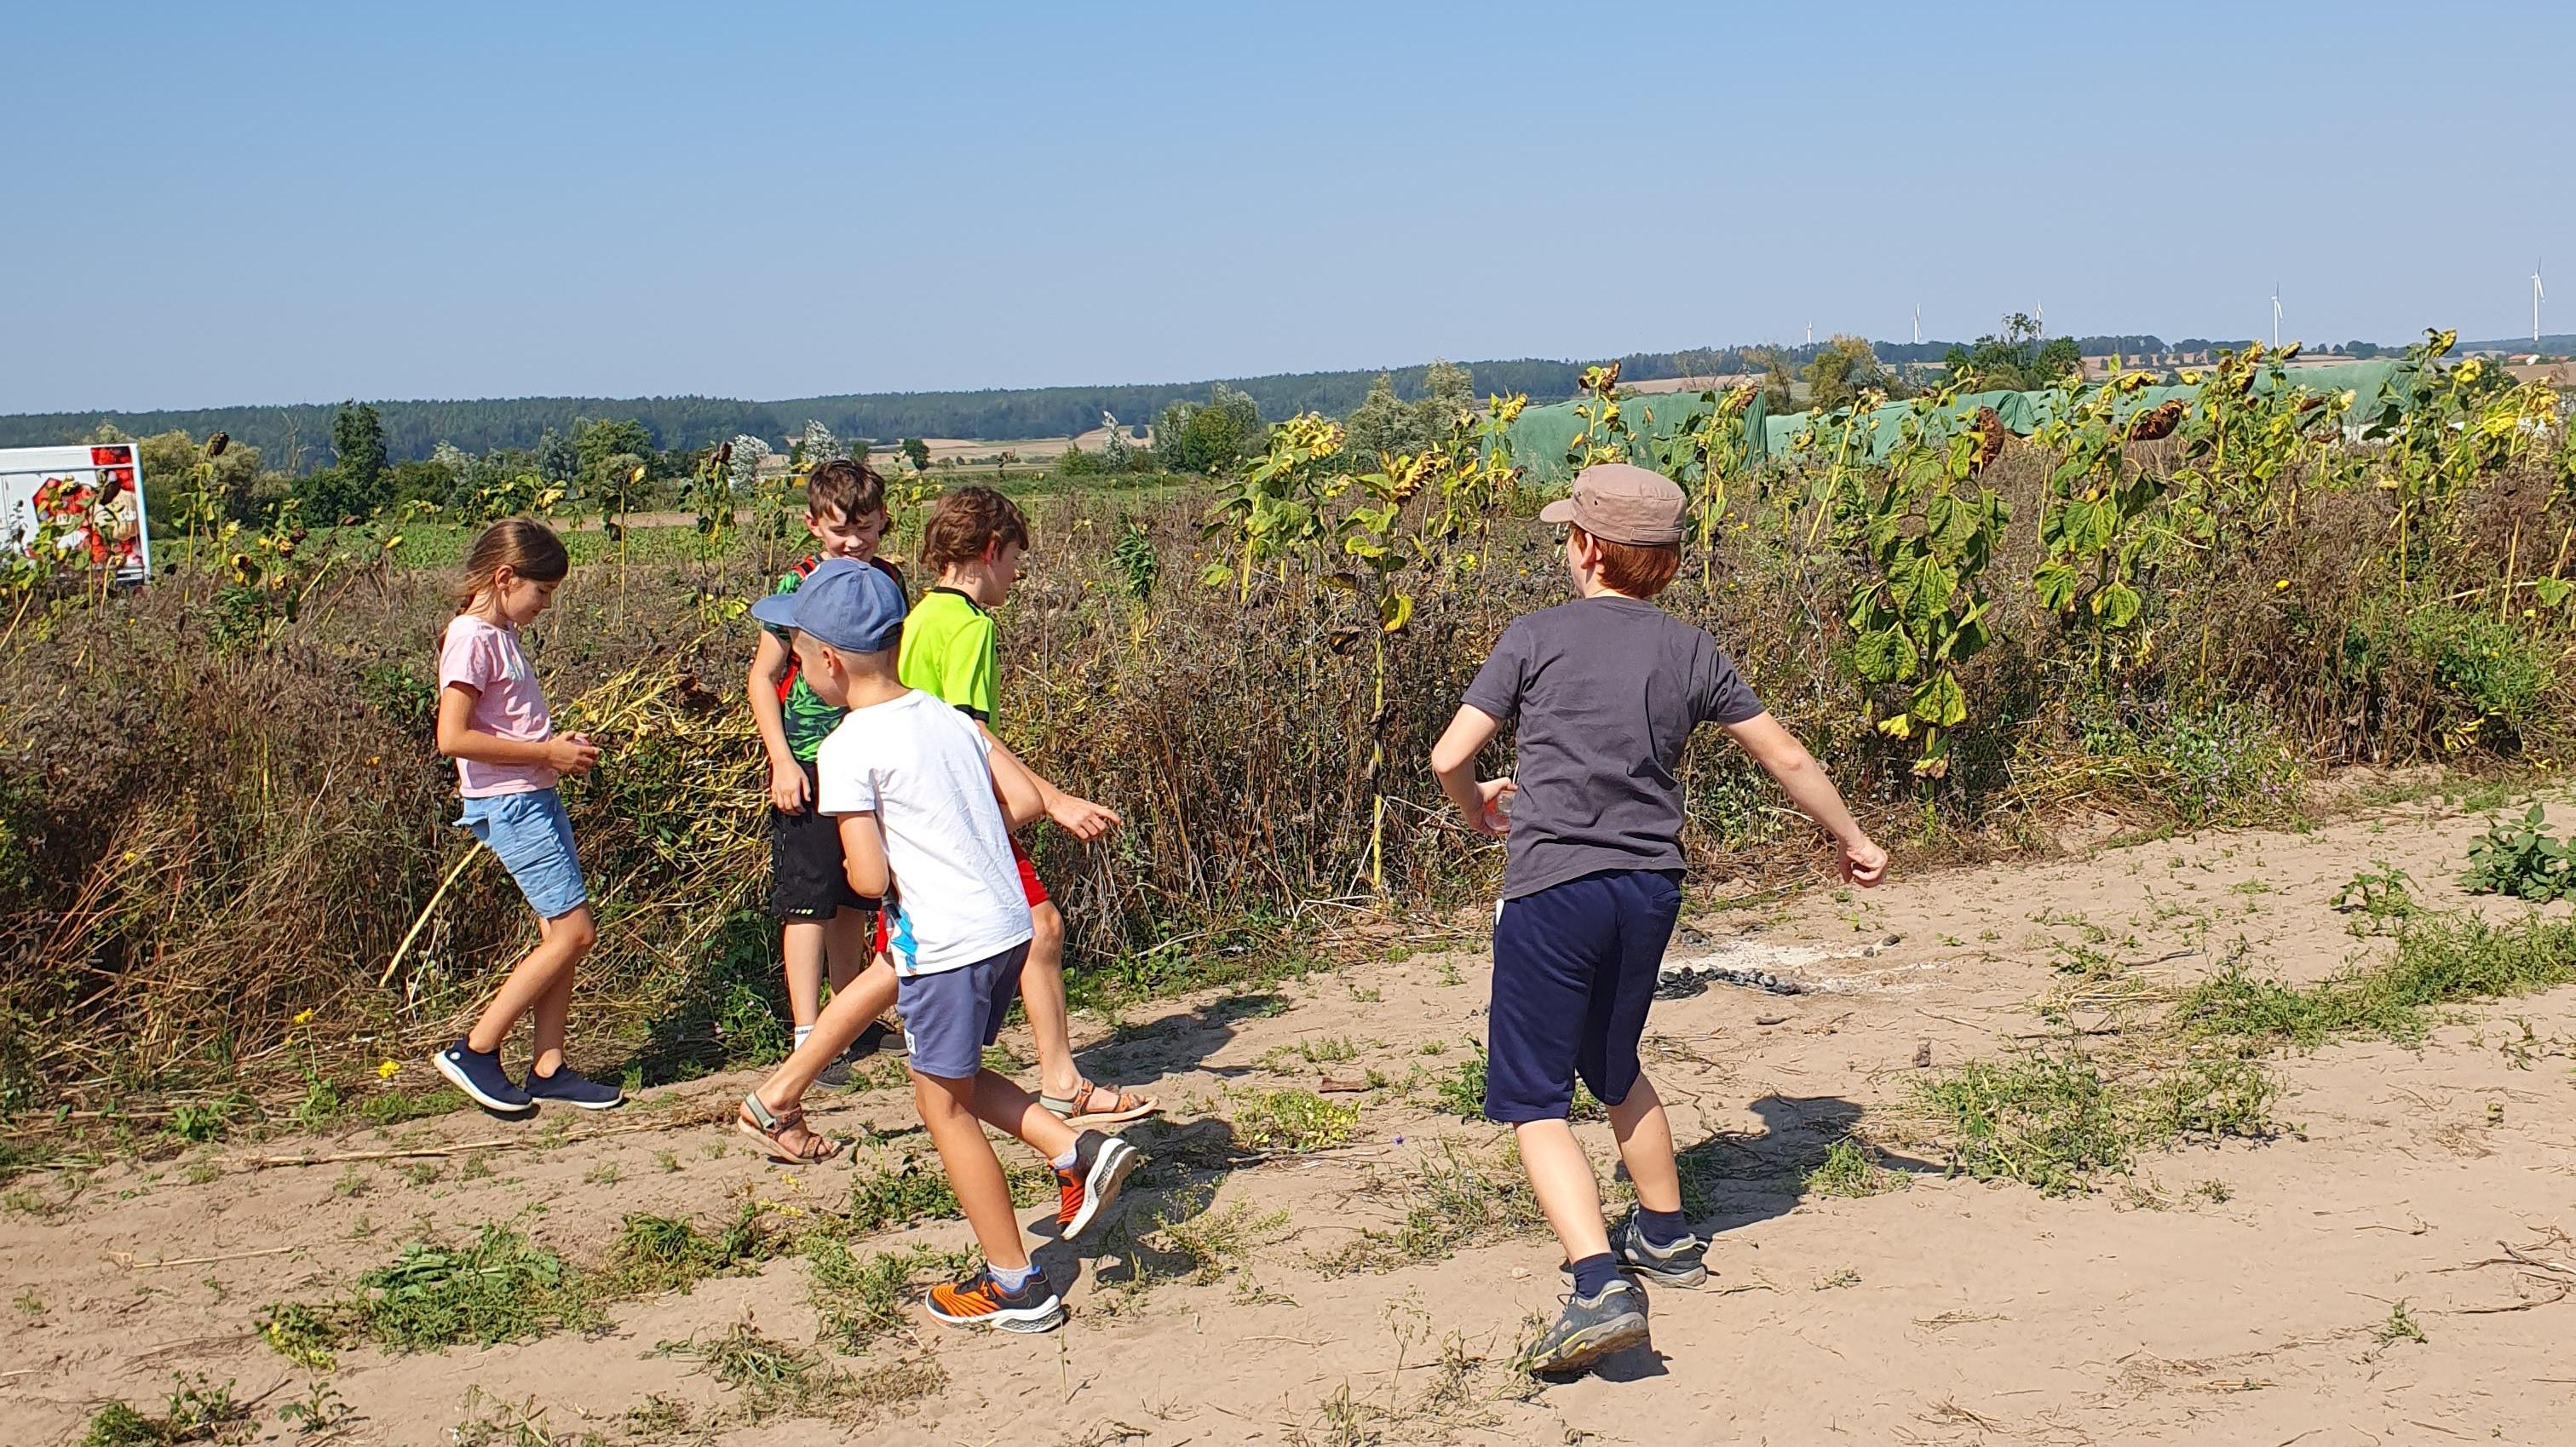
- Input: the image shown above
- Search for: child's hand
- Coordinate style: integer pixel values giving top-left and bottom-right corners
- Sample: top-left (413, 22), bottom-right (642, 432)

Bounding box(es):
top-left (1471, 778), bottom-right (1517, 837)
top-left (768, 756), bottom-right (811, 813)
top-left (548, 734), bottom-right (601, 776)
top-left (1839, 834), bottom-right (1888, 887)
top-left (1047, 792), bottom-right (1122, 842)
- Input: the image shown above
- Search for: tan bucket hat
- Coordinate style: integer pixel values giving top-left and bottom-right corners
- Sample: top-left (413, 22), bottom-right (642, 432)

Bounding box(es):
top-left (1538, 462), bottom-right (1687, 546)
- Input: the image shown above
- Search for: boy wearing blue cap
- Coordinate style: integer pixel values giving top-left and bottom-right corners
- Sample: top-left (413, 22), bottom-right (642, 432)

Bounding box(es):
top-left (738, 558), bottom-right (1138, 1334)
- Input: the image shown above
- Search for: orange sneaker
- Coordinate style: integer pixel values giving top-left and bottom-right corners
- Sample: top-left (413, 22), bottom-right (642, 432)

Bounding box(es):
top-left (1055, 1129), bottom-right (1140, 1240)
top-left (924, 1267), bottom-right (1063, 1334)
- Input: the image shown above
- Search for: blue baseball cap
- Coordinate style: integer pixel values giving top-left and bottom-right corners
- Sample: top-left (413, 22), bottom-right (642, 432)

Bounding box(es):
top-left (749, 558), bottom-right (906, 653)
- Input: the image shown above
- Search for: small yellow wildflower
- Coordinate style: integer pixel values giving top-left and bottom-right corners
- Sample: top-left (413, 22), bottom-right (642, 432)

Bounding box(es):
top-left (2274, 578), bottom-right (2292, 591)
top-left (377, 1060), bottom-right (400, 1080)
top-left (292, 1008), bottom-right (315, 1025)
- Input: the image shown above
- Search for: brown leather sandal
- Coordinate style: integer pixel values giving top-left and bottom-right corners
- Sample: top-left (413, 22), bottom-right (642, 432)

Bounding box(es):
top-left (735, 1093), bottom-right (843, 1163)
top-left (1041, 1080), bottom-right (1161, 1128)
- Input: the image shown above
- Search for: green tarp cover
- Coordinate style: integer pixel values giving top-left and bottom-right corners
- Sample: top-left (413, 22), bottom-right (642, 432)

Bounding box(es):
top-left (1745, 360), bottom-right (2414, 467)
top-left (1499, 389), bottom-right (1770, 483)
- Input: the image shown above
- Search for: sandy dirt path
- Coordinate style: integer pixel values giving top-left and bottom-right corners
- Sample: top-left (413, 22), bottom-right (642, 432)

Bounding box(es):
top-left (5, 790), bottom-right (2573, 1446)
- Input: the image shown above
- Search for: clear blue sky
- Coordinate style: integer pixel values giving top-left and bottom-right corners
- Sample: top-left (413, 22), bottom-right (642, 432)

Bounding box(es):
top-left (4, 2), bottom-right (2568, 413)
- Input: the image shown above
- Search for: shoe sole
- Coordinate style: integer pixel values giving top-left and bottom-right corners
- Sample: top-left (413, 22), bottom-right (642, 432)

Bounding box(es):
top-left (433, 1053), bottom-right (535, 1117)
top-left (925, 1292), bottom-right (1066, 1334)
top-left (530, 1092), bottom-right (625, 1111)
top-left (1061, 1136), bottom-right (1139, 1240)
top-left (1056, 1100), bottom-right (1162, 1128)
top-left (733, 1117), bottom-right (843, 1165)
top-left (1622, 1260), bottom-right (1708, 1289)
top-left (1524, 1312), bottom-right (1650, 1375)
top-left (1557, 1258), bottom-right (1710, 1290)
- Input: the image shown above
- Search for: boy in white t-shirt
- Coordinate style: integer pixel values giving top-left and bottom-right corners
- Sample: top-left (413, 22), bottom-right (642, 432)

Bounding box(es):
top-left (737, 559), bottom-right (1139, 1334)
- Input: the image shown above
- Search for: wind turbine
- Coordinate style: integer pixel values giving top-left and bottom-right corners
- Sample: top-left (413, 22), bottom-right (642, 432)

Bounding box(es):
top-left (2534, 261), bottom-right (2546, 347)
top-left (1912, 305), bottom-right (1921, 346)
top-left (1804, 320), bottom-right (1813, 346)
top-left (2271, 285), bottom-right (2281, 349)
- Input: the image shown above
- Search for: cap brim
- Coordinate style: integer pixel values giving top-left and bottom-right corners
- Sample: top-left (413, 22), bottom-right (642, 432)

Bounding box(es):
top-left (1538, 497), bottom-right (1579, 525)
top-left (747, 593), bottom-right (801, 629)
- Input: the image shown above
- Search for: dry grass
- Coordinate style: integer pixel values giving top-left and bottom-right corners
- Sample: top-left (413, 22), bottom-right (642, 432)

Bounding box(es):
top-left (3, 432), bottom-right (2568, 1138)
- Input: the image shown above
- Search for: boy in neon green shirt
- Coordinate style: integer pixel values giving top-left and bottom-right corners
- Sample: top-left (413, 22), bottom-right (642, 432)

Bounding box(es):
top-left (900, 487), bottom-right (1158, 1126)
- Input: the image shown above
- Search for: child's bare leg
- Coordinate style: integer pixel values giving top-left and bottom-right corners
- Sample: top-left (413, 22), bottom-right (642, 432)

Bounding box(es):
top-left (466, 905), bottom-right (595, 1059)
top-left (782, 918), bottom-right (827, 1029)
top-left (912, 1069), bottom-right (1032, 1272)
top-left (1515, 1117), bottom-right (1613, 1263)
top-left (1607, 1074), bottom-right (1682, 1214)
top-left (1018, 903), bottom-right (1080, 1100)
top-left (528, 936), bottom-right (575, 1078)
top-left (968, 1068), bottom-right (1078, 1162)
top-left (756, 955), bottom-right (896, 1116)
top-left (821, 907), bottom-right (871, 995)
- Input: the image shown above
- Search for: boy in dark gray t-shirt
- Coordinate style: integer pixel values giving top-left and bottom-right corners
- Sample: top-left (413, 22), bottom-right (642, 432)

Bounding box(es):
top-left (1430, 462), bottom-right (1887, 1375)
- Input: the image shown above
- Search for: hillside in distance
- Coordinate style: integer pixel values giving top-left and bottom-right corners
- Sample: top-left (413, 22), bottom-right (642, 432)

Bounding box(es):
top-left (0, 330), bottom-right (2427, 470)
top-left (0, 354), bottom-right (1741, 468)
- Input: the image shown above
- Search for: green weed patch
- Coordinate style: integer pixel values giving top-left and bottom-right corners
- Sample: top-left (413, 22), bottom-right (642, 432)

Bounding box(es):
top-left (1320, 1140), bottom-right (1543, 1274)
top-left (2176, 910), bottom-right (2576, 1048)
top-left (1913, 1051), bottom-right (2275, 1196)
top-left (1229, 1088), bottom-right (1360, 1153)
top-left (78, 1375), bottom-right (255, 1447)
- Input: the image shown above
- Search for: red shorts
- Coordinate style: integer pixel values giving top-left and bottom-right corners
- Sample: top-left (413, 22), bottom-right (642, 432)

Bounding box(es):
top-left (872, 842), bottom-right (1049, 955)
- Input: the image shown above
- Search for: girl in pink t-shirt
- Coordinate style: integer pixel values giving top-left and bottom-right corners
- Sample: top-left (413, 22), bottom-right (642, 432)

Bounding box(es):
top-left (428, 520), bottom-right (622, 1116)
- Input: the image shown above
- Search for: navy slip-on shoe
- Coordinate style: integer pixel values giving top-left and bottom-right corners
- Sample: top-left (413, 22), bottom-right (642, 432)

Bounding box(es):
top-left (434, 1040), bottom-right (535, 1117)
top-left (522, 1064), bottom-right (624, 1111)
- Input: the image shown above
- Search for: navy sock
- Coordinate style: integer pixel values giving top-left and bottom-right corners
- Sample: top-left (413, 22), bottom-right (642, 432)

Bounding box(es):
top-left (1636, 1208), bottom-right (1691, 1249)
top-left (1569, 1252), bottom-right (1619, 1300)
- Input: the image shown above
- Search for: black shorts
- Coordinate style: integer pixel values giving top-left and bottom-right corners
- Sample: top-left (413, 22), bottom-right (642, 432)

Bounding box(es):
top-left (1485, 869), bottom-right (1683, 1122)
top-left (770, 760), bottom-right (881, 922)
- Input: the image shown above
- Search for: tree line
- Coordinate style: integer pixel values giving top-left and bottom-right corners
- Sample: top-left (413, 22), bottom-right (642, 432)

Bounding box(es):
top-left (0, 338), bottom-right (2296, 472)
top-left (12, 332), bottom-right (2433, 491)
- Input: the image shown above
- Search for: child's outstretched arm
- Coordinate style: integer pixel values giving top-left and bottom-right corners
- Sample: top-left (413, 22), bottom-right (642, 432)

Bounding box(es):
top-left (435, 683), bottom-right (597, 775)
top-left (977, 726), bottom-right (1119, 841)
top-left (1429, 706), bottom-right (1516, 838)
top-left (985, 744), bottom-right (1050, 832)
top-left (747, 631), bottom-right (807, 812)
top-left (1721, 712), bottom-right (1887, 885)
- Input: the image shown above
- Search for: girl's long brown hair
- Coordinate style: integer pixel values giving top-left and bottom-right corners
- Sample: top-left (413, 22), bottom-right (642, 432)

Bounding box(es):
top-left (453, 519), bottom-right (570, 608)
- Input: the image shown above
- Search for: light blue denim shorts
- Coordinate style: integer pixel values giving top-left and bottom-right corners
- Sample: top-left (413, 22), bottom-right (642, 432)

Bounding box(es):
top-left (457, 788), bottom-right (589, 921)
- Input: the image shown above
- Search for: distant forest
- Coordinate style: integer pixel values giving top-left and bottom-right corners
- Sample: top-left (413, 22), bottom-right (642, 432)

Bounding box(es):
top-left (0, 332), bottom-right (2424, 472)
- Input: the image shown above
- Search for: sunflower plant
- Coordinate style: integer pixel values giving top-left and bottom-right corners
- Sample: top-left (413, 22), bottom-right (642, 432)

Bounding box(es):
top-left (1838, 395), bottom-right (2011, 782)
top-left (2029, 372), bottom-right (2174, 674)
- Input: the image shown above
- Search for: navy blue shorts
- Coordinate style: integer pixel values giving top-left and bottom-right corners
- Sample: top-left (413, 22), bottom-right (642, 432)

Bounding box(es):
top-left (895, 940), bottom-right (1032, 1080)
top-left (1485, 870), bottom-right (1683, 1123)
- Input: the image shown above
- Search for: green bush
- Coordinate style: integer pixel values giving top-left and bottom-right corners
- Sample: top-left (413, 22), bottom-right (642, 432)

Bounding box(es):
top-left (2458, 805), bottom-right (2576, 902)
top-left (2408, 605), bottom-right (2549, 730)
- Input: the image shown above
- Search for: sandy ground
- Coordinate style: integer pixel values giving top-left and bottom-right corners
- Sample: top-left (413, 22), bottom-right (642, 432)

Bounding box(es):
top-left (7, 792), bottom-right (2576, 1446)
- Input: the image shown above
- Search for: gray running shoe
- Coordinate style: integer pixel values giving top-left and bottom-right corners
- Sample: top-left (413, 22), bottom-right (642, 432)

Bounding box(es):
top-left (1557, 1210), bottom-right (1711, 1289)
top-left (1610, 1209), bottom-right (1708, 1287)
top-left (815, 1048), bottom-right (856, 1089)
top-left (1518, 1279), bottom-right (1649, 1375)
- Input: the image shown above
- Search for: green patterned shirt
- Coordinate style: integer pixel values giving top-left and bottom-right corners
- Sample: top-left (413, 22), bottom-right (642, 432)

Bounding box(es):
top-left (764, 556), bottom-right (906, 761)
